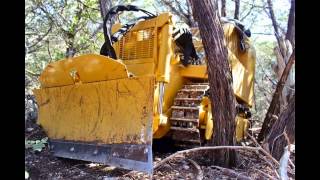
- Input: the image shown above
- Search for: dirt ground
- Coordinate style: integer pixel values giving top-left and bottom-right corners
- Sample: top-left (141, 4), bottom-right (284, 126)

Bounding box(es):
top-left (25, 120), bottom-right (203, 180)
top-left (25, 118), bottom-right (294, 180)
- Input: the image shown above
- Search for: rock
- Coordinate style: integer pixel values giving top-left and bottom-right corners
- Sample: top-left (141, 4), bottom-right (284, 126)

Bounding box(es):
top-left (88, 163), bottom-right (99, 168)
top-left (187, 173), bottom-right (195, 179)
top-left (103, 166), bottom-right (116, 171)
top-left (26, 128), bottom-right (34, 132)
top-left (25, 92), bottom-right (38, 123)
top-left (25, 171), bottom-right (29, 179)
top-left (153, 175), bottom-right (158, 179)
top-left (80, 171), bottom-right (87, 175)
top-left (183, 165), bottom-right (190, 170)
top-left (164, 164), bottom-right (171, 168)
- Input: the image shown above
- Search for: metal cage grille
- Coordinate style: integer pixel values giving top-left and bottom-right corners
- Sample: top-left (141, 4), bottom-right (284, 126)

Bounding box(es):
top-left (119, 28), bottom-right (154, 60)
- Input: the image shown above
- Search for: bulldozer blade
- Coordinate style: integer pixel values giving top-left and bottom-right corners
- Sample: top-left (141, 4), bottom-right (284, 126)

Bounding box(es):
top-left (49, 140), bottom-right (153, 173)
top-left (34, 74), bottom-right (155, 174)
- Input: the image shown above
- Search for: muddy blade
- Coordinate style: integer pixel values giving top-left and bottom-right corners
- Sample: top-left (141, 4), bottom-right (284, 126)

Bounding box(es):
top-left (49, 140), bottom-right (153, 174)
top-left (34, 72), bottom-right (155, 174)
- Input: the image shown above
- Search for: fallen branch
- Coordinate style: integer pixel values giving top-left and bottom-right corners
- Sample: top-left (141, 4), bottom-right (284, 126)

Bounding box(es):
top-left (278, 132), bottom-right (293, 180)
top-left (247, 133), bottom-right (287, 178)
top-left (283, 132), bottom-right (295, 169)
top-left (278, 146), bottom-right (290, 180)
top-left (255, 152), bottom-right (276, 170)
top-left (154, 146), bottom-right (260, 169)
top-left (288, 158), bottom-right (295, 169)
top-left (187, 159), bottom-right (203, 180)
top-left (253, 168), bottom-right (277, 180)
top-left (26, 69), bottom-right (40, 76)
top-left (271, 131), bottom-right (284, 155)
top-left (211, 166), bottom-right (252, 180)
top-left (247, 133), bottom-right (280, 166)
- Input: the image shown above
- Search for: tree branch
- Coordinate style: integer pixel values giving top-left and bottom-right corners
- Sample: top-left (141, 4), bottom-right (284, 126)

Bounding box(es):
top-left (258, 49), bottom-right (295, 142)
top-left (266, 0), bottom-right (286, 58)
top-left (161, 0), bottom-right (190, 25)
top-left (221, 0), bottom-right (226, 17)
top-left (76, 0), bottom-right (100, 11)
top-left (251, 32), bottom-right (273, 35)
top-left (211, 166), bottom-right (252, 180)
top-left (26, 69), bottom-right (40, 77)
top-left (285, 0), bottom-right (295, 46)
top-left (27, 24), bottom-right (53, 50)
top-left (240, 5), bottom-right (254, 21)
top-left (232, 0), bottom-right (266, 8)
top-left (234, 0), bottom-right (240, 20)
top-left (154, 146), bottom-right (260, 169)
top-left (46, 40), bottom-right (53, 62)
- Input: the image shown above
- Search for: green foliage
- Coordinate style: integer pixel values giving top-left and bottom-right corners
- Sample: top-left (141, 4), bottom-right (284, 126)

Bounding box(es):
top-left (25, 0), bottom-right (103, 77)
top-left (251, 40), bottom-right (277, 121)
top-left (25, 137), bottom-right (48, 152)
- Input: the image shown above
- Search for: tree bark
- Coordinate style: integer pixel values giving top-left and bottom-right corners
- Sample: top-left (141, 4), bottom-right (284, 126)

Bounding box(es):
top-left (99, 0), bottom-right (112, 19)
top-left (221, 0), bottom-right (227, 17)
top-left (65, 33), bottom-right (76, 58)
top-left (186, 0), bottom-right (196, 27)
top-left (264, 94), bottom-right (295, 160)
top-left (234, 0), bottom-right (240, 20)
top-left (286, 0), bottom-right (295, 47)
top-left (99, 0), bottom-right (113, 43)
top-left (283, 0), bottom-right (295, 106)
top-left (258, 49), bottom-right (295, 142)
top-left (65, 47), bottom-right (76, 58)
top-left (189, 0), bottom-right (237, 168)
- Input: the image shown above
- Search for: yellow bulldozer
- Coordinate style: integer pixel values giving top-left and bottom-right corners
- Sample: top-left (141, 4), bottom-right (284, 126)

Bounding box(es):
top-left (33, 5), bottom-right (256, 174)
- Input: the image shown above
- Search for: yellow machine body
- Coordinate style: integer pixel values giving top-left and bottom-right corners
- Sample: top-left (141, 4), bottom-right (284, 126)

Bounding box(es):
top-left (34, 12), bottom-right (256, 173)
top-left (35, 64), bottom-right (154, 144)
top-left (224, 23), bottom-right (256, 107)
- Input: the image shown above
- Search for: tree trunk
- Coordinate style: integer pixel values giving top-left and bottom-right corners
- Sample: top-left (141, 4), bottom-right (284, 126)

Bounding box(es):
top-left (286, 0), bottom-right (295, 47)
top-left (264, 94), bottom-right (295, 160)
top-left (99, 0), bottom-right (112, 19)
top-left (261, 0), bottom-right (295, 156)
top-left (221, 0), bottom-right (227, 17)
top-left (65, 46), bottom-right (76, 58)
top-left (282, 0), bottom-right (295, 105)
top-left (186, 0), bottom-right (196, 27)
top-left (99, 0), bottom-right (113, 43)
top-left (267, 0), bottom-right (286, 58)
top-left (65, 35), bottom-right (76, 58)
top-left (190, 0), bottom-right (237, 168)
top-left (269, 0), bottom-right (295, 109)
top-left (258, 49), bottom-right (295, 142)
top-left (234, 0), bottom-right (240, 20)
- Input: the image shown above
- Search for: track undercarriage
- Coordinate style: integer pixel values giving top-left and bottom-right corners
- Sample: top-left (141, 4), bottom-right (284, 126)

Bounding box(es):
top-left (169, 82), bottom-right (209, 146)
